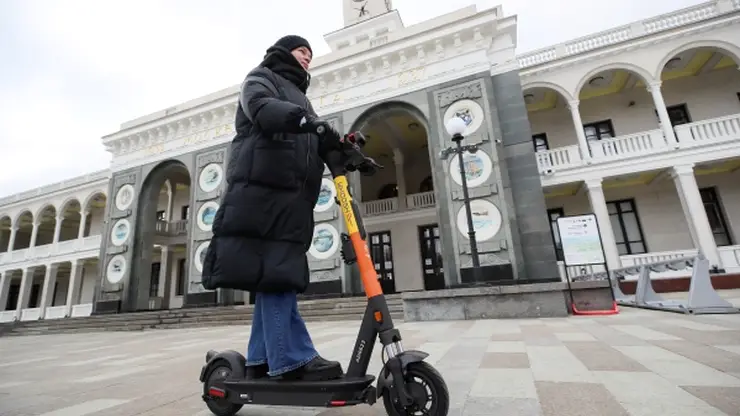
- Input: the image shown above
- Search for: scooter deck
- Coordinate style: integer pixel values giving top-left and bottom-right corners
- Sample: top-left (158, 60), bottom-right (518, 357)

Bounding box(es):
top-left (220, 375), bottom-right (376, 407)
top-left (224, 374), bottom-right (375, 393)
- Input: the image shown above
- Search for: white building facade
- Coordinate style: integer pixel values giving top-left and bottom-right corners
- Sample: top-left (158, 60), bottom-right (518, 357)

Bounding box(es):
top-left (1, 0), bottom-right (739, 321)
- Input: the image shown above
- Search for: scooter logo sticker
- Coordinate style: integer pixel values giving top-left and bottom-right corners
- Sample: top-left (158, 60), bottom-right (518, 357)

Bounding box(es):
top-left (334, 176), bottom-right (358, 234)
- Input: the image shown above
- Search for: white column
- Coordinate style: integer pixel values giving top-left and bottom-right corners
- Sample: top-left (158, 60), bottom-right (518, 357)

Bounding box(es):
top-left (166, 183), bottom-right (177, 222)
top-left (393, 148), bottom-right (407, 210)
top-left (0, 271), bottom-right (11, 311)
top-left (29, 221), bottom-right (40, 247)
top-left (7, 226), bottom-right (17, 251)
top-left (65, 260), bottom-right (84, 317)
top-left (567, 100), bottom-right (591, 162)
top-left (52, 214), bottom-right (63, 243)
top-left (585, 179), bottom-right (621, 271)
top-left (160, 246), bottom-right (175, 309)
top-left (648, 81), bottom-right (679, 147)
top-left (77, 210), bottom-right (89, 239)
top-left (671, 164), bottom-right (722, 268)
top-left (15, 267), bottom-right (34, 320)
top-left (39, 264), bottom-right (59, 319)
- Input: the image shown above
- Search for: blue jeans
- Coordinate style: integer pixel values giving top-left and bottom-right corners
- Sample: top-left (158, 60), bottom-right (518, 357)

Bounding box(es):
top-left (245, 291), bottom-right (319, 376)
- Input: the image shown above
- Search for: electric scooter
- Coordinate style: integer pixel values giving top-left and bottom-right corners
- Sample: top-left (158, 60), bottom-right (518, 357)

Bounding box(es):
top-left (199, 129), bottom-right (450, 415)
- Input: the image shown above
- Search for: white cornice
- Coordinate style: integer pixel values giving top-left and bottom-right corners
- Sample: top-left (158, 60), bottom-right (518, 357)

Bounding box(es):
top-left (518, 0), bottom-right (739, 76)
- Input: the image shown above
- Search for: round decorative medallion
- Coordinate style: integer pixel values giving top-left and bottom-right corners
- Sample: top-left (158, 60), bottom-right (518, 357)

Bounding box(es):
top-left (308, 223), bottom-right (340, 260)
top-left (314, 178), bottom-right (337, 213)
top-left (443, 99), bottom-right (484, 136)
top-left (110, 218), bottom-right (131, 246)
top-left (449, 149), bottom-right (493, 188)
top-left (456, 199), bottom-right (503, 242)
top-left (199, 163), bottom-right (224, 193)
top-left (194, 241), bottom-right (210, 273)
top-left (106, 255), bottom-right (127, 284)
top-left (196, 201), bottom-right (219, 232)
top-left (115, 184), bottom-right (135, 211)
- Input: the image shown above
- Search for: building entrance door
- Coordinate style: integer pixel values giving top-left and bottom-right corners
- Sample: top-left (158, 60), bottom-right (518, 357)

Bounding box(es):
top-left (368, 231), bottom-right (396, 294)
top-left (418, 224), bottom-right (445, 290)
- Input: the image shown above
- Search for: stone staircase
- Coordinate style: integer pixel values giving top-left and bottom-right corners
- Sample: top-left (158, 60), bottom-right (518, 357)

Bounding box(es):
top-left (0, 295), bottom-right (405, 337)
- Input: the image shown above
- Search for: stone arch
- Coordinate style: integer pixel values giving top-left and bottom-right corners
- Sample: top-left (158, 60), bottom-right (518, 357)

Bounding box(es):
top-left (349, 100), bottom-right (430, 134)
top-left (11, 209), bottom-right (34, 250)
top-left (521, 81), bottom-right (575, 103)
top-left (13, 209), bottom-right (33, 227)
top-left (58, 196), bottom-right (81, 214)
top-left (82, 190), bottom-right (107, 213)
top-left (574, 62), bottom-right (656, 99)
top-left (127, 158), bottom-right (192, 312)
top-left (654, 39), bottom-right (740, 79)
top-left (34, 203), bottom-right (57, 222)
top-left (57, 197), bottom-right (82, 242)
top-left (0, 214), bottom-right (12, 252)
top-left (347, 100), bottom-right (432, 206)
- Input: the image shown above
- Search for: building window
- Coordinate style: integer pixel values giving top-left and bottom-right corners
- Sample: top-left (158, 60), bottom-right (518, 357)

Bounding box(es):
top-left (666, 104), bottom-right (691, 126)
top-left (547, 208), bottom-right (564, 261)
top-left (181, 205), bottom-right (190, 220)
top-left (700, 187), bottom-right (733, 246)
top-left (176, 258), bottom-right (187, 296)
top-left (607, 199), bottom-right (647, 255)
top-left (583, 120), bottom-right (615, 141)
top-left (532, 133), bottom-right (549, 152)
top-left (156, 210), bottom-right (166, 221)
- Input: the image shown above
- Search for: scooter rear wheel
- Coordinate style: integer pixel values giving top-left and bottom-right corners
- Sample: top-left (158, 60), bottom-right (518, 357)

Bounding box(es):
top-left (204, 362), bottom-right (243, 416)
top-left (382, 361), bottom-right (449, 416)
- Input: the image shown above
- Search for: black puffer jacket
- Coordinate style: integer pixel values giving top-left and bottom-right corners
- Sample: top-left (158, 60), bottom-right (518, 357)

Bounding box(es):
top-left (201, 46), bottom-right (326, 294)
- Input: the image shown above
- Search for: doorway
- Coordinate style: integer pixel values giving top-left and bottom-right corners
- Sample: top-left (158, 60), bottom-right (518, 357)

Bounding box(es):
top-left (418, 224), bottom-right (445, 290)
top-left (368, 231), bottom-right (396, 294)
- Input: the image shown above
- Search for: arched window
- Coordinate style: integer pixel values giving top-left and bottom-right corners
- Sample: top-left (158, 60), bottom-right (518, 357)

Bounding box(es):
top-left (377, 184), bottom-right (398, 200)
top-left (419, 176), bottom-right (434, 193)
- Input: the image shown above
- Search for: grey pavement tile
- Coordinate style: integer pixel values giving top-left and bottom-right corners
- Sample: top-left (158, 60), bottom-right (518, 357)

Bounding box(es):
top-left (3, 309), bottom-right (740, 416)
top-left (576, 324), bottom-right (652, 346)
top-left (648, 325), bottom-right (740, 346)
top-left (535, 381), bottom-right (629, 416)
top-left (681, 385), bottom-right (740, 416)
top-left (463, 396), bottom-right (542, 415)
top-left (562, 341), bottom-right (650, 372)
top-left (527, 345), bottom-right (596, 383)
top-left (470, 368), bottom-right (538, 399)
top-left (614, 345), bottom-right (740, 387)
top-left (521, 324), bottom-right (563, 346)
top-left (480, 352), bottom-right (530, 368)
top-left (654, 340), bottom-right (740, 373)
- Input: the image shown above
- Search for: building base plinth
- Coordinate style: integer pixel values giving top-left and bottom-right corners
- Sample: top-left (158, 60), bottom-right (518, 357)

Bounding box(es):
top-left (401, 281), bottom-right (615, 321)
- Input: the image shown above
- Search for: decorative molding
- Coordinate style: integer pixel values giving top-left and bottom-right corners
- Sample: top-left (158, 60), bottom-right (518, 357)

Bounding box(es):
top-left (436, 81), bottom-right (484, 108)
top-left (196, 149), bottom-right (225, 167)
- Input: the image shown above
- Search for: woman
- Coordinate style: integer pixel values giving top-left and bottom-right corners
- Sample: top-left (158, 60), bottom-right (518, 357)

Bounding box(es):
top-left (202, 35), bottom-right (344, 381)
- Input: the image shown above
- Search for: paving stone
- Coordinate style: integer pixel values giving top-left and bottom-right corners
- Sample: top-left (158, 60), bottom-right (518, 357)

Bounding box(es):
top-left (0, 308), bottom-right (738, 415)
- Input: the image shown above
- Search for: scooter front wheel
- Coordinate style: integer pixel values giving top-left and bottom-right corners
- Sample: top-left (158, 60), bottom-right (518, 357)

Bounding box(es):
top-left (382, 361), bottom-right (449, 415)
top-left (203, 361), bottom-right (243, 416)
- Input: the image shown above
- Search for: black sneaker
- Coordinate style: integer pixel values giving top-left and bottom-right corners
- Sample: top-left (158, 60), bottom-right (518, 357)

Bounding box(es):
top-left (245, 364), bottom-right (269, 380)
top-left (279, 356), bottom-right (344, 381)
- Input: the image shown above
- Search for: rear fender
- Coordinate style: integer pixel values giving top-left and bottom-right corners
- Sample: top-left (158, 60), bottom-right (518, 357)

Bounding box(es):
top-left (376, 350), bottom-right (429, 399)
top-left (199, 350), bottom-right (246, 382)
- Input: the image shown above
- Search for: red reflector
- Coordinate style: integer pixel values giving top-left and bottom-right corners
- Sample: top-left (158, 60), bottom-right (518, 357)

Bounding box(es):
top-left (209, 387), bottom-right (225, 398)
top-left (330, 400), bottom-right (346, 406)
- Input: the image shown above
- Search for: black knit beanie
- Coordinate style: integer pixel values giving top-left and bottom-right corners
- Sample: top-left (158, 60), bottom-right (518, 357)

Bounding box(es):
top-left (274, 35), bottom-right (313, 55)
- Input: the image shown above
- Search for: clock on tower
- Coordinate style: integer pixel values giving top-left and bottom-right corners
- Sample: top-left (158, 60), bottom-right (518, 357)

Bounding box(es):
top-left (342, 0), bottom-right (392, 26)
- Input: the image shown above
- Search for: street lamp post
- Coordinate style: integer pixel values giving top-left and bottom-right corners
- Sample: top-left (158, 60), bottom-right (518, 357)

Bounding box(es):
top-left (440, 117), bottom-right (482, 283)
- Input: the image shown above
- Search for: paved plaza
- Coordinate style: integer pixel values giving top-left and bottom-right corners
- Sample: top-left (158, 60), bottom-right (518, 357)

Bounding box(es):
top-left (1, 299), bottom-right (740, 416)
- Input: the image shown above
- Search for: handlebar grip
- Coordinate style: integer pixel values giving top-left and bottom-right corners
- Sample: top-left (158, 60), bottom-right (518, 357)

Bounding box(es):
top-left (316, 125), bottom-right (325, 135)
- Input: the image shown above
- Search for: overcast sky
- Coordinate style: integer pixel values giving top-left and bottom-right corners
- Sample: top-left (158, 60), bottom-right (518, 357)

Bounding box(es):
top-left (0, 0), bottom-right (704, 198)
